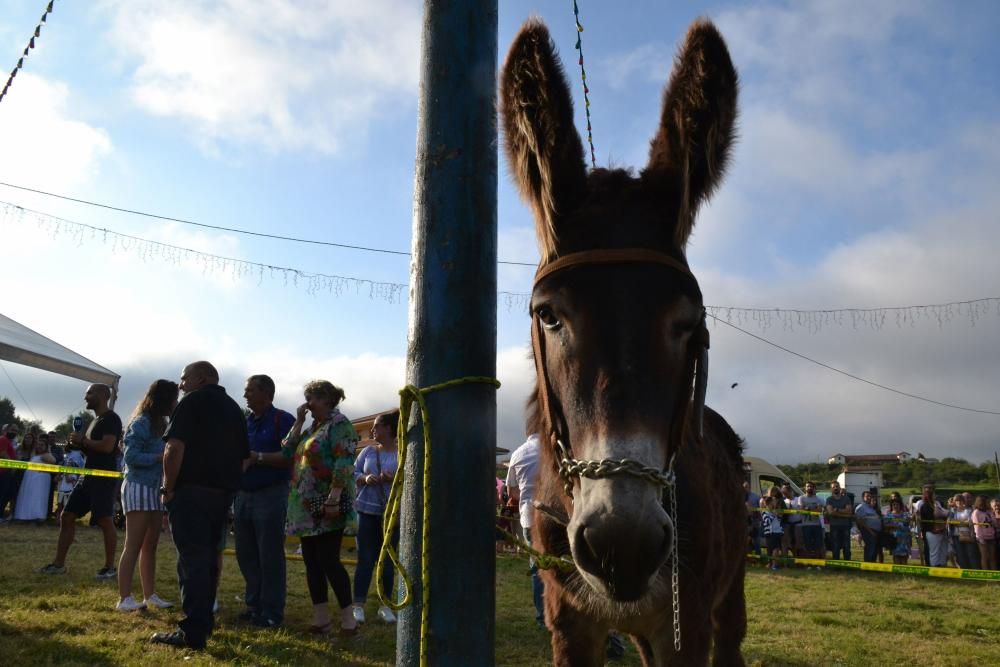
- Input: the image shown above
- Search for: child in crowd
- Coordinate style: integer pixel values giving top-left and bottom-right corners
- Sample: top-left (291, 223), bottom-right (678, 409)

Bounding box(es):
top-left (760, 496), bottom-right (784, 571)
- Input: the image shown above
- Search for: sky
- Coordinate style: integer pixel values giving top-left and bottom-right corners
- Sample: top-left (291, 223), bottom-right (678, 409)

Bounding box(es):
top-left (1, 0), bottom-right (998, 465)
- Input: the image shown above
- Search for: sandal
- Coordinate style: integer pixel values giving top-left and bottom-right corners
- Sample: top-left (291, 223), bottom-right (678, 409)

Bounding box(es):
top-left (308, 622), bottom-right (334, 635)
top-left (336, 625), bottom-right (361, 640)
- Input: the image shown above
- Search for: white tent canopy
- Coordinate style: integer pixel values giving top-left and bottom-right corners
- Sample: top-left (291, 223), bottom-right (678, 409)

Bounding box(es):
top-left (0, 313), bottom-right (120, 406)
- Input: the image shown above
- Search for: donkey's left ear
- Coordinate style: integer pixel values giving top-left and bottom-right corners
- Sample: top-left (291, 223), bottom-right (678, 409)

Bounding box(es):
top-left (645, 20), bottom-right (738, 248)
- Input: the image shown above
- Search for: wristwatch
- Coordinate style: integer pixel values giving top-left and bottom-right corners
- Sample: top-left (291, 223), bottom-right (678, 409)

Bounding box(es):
top-left (159, 486), bottom-right (172, 495)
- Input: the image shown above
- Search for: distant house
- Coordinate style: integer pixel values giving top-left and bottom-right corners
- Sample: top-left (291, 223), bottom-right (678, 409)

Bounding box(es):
top-left (826, 452), bottom-right (911, 466)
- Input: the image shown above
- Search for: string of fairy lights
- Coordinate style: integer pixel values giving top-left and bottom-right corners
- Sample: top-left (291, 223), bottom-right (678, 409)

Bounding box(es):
top-left (3, 197), bottom-right (998, 333)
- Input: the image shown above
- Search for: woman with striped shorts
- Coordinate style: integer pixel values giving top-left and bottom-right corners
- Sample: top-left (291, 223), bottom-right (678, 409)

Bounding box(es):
top-left (116, 380), bottom-right (179, 611)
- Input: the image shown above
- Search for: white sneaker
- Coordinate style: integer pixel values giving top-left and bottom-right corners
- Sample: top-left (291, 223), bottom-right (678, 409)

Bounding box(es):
top-left (377, 606), bottom-right (396, 624)
top-left (116, 596), bottom-right (147, 612)
top-left (144, 593), bottom-right (174, 609)
top-left (352, 605), bottom-right (365, 624)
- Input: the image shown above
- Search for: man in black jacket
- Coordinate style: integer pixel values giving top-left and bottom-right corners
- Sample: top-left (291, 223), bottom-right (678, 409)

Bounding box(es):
top-left (151, 361), bottom-right (248, 650)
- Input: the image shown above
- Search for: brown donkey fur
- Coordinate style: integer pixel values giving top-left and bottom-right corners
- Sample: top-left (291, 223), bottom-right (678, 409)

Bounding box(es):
top-left (501, 19), bottom-right (747, 666)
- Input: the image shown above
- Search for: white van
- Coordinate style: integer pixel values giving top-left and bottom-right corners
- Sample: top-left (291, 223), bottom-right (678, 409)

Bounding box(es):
top-left (743, 456), bottom-right (803, 498)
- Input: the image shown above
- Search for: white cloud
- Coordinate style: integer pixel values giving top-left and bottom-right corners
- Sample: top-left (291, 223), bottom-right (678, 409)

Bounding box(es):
top-left (102, 0), bottom-right (422, 154)
top-left (0, 73), bottom-right (112, 190)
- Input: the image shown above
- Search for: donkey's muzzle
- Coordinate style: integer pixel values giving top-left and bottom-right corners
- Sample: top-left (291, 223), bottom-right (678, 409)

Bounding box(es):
top-left (571, 509), bottom-right (671, 602)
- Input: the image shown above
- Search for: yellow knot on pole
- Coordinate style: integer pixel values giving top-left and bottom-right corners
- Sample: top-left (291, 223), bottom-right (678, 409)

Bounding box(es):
top-left (375, 376), bottom-right (500, 667)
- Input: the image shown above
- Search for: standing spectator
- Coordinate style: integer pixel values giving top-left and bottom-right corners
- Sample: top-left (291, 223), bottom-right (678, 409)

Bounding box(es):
top-left (826, 481), bottom-right (854, 560)
top-left (9, 431), bottom-right (35, 517)
top-left (992, 499), bottom-right (1000, 568)
top-left (918, 484), bottom-right (948, 567)
top-left (116, 380), bottom-right (179, 612)
top-left (797, 481), bottom-right (825, 560)
top-left (949, 494), bottom-right (979, 570)
top-left (351, 410), bottom-right (400, 625)
top-left (235, 374), bottom-right (295, 628)
top-left (0, 424), bottom-right (18, 521)
top-left (880, 491), bottom-right (903, 560)
top-left (46, 431), bottom-right (63, 520)
top-left (281, 380), bottom-right (359, 638)
top-left (506, 433), bottom-right (544, 627)
top-left (40, 385), bottom-right (123, 578)
top-left (760, 496), bottom-right (784, 571)
top-left (855, 490), bottom-right (882, 563)
top-left (970, 496), bottom-right (996, 571)
top-left (150, 362), bottom-right (249, 650)
top-left (743, 481), bottom-right (762, 557)
top-left (780, 483), bottom-right (800, 557)
top-left (57, 447), bottom-right (84, 515)
top-left (13, 434), bottom-right (56, 522)
top-left (883, 497), bottom-right (912, 565)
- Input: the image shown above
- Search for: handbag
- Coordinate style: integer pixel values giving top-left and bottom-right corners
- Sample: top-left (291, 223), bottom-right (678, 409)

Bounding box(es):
top-left (307, 491), bottom-right (353, 520)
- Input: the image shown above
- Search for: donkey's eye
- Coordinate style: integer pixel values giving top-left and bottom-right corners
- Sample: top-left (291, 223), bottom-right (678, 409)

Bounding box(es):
top-left (670, 318), bottom-right (699, 338)
top-left (535, 305), bottom-right (562, 330)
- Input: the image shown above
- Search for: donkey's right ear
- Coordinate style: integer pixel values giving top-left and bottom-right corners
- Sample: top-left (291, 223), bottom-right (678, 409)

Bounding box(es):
top-left (501, 19), bottom-right (587, 260)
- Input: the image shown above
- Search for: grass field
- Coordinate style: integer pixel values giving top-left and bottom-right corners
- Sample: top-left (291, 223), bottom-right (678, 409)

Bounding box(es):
top-left (1, 520), bottom-right (999, 666)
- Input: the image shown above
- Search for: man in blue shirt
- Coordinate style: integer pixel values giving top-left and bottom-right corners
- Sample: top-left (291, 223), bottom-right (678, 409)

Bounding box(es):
top-left (234, 374), bottom-right (295, 628)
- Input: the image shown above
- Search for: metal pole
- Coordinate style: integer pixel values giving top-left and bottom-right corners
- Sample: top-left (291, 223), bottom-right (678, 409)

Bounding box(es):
top-left (399, 1), bottom-right (497, 665)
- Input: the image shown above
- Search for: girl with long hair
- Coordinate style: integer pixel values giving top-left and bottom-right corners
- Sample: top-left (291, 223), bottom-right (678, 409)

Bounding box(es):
top-left (116, 379), bottom-right (179, 611)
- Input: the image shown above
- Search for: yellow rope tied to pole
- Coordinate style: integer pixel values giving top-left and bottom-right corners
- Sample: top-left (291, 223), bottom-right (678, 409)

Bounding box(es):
top-left (375, 376), bottom-right (500, 667)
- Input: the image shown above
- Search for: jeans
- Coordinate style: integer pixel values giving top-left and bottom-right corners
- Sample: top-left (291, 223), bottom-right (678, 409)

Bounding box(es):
top-left (523, 525), bottom-right (544, 623)
top-left (953, 538), bottom-right (980, 570)
top-left (167, 485), bottom-right (233, 648)
top-left (748, 520), bottom-right (762, 556)
top-left (234, 483), bottom-right (288, 623)
top-left (860, 529), bottom-right (880, 562)
top-left (830, 526), bottom-right (852, 560)
top-left (353, 511), bottom-right (399, 605)
top-left (801, 525), bottom-right (823, 555)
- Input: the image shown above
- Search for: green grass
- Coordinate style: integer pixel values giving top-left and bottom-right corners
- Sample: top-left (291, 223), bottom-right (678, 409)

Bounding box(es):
top-left (1, 521), bottom-right (999, 665)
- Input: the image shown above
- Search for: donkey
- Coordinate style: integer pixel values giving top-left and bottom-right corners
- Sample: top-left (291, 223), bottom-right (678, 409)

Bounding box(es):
top-left (501, 18), bottom-right (747, 666)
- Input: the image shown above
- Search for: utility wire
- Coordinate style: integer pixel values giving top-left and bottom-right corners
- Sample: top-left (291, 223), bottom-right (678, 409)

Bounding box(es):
top-left (709, 314), bottom-right (1000, 416)
top-left (0, 181), bottom-right (539, 267)
top-left (0, 361), bottom-right (38, 421)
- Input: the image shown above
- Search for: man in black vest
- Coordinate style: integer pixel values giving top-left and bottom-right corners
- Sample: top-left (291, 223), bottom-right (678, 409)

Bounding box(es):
top-left (151, 361), bottom-right (248, 650)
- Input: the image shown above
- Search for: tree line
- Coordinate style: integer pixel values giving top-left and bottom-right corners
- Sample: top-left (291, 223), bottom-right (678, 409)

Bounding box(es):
top-left (778, 458), bottom-right (1000, 489)
top-left (0, 396), bottom-right (93, 441)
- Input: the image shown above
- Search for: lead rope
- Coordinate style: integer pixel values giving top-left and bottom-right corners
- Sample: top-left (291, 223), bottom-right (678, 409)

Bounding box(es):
top-left (667, 453), bottom-right (681, 653)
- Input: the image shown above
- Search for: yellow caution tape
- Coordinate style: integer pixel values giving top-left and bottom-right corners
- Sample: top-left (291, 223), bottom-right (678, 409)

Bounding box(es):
top-left (748, 554), bottom-right (1000, 581)
top-left (0, 458), bottom-right (123, 479)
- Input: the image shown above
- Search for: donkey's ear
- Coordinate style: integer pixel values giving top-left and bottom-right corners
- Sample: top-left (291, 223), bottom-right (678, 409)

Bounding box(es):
top-left (501, 19), bottom-right (587, 260)
top-left (645, 20), bottom-right (738, 248)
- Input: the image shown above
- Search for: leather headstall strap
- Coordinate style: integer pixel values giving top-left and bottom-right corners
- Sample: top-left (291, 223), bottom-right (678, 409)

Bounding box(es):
top-left (531, 248), bottom-right (710, 499)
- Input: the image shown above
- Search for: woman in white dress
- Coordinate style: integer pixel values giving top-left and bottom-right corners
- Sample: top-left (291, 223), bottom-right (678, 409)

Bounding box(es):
top-left (13, 435), bottom-right (55, 522)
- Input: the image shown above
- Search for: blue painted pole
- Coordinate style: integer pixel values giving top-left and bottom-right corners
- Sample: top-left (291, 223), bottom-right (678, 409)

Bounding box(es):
top-left (399, 1), bottom-right (498, 665)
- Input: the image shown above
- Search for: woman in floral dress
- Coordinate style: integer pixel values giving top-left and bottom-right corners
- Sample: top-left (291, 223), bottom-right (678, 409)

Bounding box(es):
top-left (282, 380), bottom-right (359, 637)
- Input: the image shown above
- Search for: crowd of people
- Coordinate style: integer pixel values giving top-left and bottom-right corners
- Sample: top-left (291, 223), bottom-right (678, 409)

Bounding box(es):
top-left (747, 480), bottom-right (1000, 571)
top-left (0, 362), bottom-right (402, 651)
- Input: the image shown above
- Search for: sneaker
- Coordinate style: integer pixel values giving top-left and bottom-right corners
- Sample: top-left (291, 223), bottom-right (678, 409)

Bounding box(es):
top-left (212, 598), bottom-right (220, 613)
top-left (252, 616), bottom-right (280, 629)
top-left (352, 605), bottom-right (365, 624)
top-left (96, 566), bottom-right (117, 580)
top-left (144, 594), bottom-right (174, 609)
top-left (39, 563), bottom-right (67, 575)
top-left (116, 596), bottom-right (147, 612)
top-left (238, 609), bottom-right (259, 622)
top-left (150, 629), bottom-right (204, 650)
top-left (377, 606), bottom-right (396, 624)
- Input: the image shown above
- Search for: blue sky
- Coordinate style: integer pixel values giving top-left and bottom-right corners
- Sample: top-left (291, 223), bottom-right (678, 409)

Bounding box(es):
top-left (1, 0), bottom-right (998, 464)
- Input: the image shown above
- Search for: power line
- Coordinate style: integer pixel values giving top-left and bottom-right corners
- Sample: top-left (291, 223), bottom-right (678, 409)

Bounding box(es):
top-left (0, 181), bottom-right (539, 267)
top-left (0, 1), bottom-right (55, 105)
top-left (0, 361), bottom-right (39, 422)
top-left (709, 314), bottom-right (1000, 416)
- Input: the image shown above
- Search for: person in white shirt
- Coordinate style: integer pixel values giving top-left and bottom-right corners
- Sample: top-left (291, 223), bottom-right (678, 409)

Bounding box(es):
top-left (506, 433), bottom-right (543, 627)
